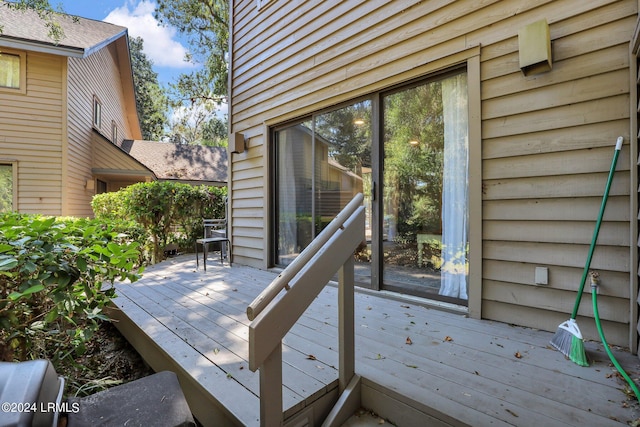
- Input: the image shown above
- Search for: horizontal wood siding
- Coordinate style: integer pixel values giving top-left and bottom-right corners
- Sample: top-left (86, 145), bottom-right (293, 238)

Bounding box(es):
top-left (0, 51), bottom-right (64, 214)
top-left (67, 43), bottom-right (144, 217)
top-left (479, 2), bottom-right (636, 345)
top-left (91, 134), bottom-right (147, 171)
top-left (229, 0), bottom-right (637, 344)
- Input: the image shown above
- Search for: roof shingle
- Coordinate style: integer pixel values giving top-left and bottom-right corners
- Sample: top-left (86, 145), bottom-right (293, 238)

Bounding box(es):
top-left (120, 140), bottom-right (228, 184)
top-left (0, 1), bottom-right (126, 56)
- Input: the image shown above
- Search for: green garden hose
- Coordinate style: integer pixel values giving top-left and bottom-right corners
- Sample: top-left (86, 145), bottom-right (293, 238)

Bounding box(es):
top-left (590, 273), bottom-right (640, 401)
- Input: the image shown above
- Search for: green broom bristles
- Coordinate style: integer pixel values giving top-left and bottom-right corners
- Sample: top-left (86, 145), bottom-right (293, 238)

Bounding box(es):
top-left (550, 318), bottom-right (588, 367)
top-left (569, 335), bottom-right (588, 367)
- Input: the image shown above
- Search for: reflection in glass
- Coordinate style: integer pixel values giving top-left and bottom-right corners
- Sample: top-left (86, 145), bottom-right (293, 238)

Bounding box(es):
top-left (0, 164), bottom-right (12, 212)
top-left (275, 101), bottom-right (372, 273)
top-left (382, 72), bottom-right (468, 303)
top-left (275, 120), bottom-right (313, 266)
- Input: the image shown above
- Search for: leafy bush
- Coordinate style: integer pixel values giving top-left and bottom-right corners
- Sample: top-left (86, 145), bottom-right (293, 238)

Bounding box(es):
top-left (90, 189), bottom-right (131, 221)
top-left (0, 213), bottom-right (143, 363)
top-left (92, 182), bottom-right (226, 263)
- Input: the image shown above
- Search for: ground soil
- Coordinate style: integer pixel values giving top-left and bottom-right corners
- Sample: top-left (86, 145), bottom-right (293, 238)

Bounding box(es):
top-left (62, 320), bottom-right (153, 398)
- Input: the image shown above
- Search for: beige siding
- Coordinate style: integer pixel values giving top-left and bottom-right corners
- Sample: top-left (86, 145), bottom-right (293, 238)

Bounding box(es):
top-left (0, 50), bottom-right (64, 215)
top-left (230, 0), bottom-right (637, 345)
top-left (66, 42), bottom-right (146, 217)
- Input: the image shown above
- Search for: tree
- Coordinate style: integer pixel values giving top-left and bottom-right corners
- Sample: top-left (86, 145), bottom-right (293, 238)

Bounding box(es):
top-left (129, 36), bottom-right (168, 141)
top-left (154, 0), bottom-right (229, 102)
top-left (201, 115), bottom-right (228, 147)
top-left (154, 0), bottom-right (229, 146)
top-left (166, 102), bottom-right (227, 146)
top-left (384, 82), bottom-right (445, 235)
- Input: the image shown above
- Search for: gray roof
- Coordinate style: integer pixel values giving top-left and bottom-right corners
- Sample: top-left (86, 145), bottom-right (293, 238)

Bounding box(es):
top-left (0, 1), bottom-right (126, 57)
top-left (121, 140), bottom-right (228, 184)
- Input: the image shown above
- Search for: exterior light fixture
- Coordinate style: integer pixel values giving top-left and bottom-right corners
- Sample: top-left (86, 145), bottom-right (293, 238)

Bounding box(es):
top-left (518, 19), bottom-right (552, 76)
top-left (230, 132), bottom-right (246, 154)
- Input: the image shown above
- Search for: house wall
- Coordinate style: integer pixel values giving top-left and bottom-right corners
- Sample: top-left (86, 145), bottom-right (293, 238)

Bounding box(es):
top-left (0, 49), bottom-right (65, 215)
top-left (66, 42), bottom-right (143, 217)
top-left (229, 0), bottom-right (638, 346)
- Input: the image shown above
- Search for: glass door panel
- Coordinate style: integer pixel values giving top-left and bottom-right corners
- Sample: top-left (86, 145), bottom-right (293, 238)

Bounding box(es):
top-left (314, 101), bottom-right (372, 287)
top-left (382, 73), bottom-right (469, 304)
top-left (274, 119), bottom-right (314, 266)
top-left (274, 101), bottom-right (372, 286)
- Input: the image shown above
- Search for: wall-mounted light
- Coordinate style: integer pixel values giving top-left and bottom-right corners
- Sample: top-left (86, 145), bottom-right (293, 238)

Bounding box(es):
top-left (230, 132), bottom-right (246, 154)
top-left (85, 179), bottom-right (95, 190)
top-left (518, 19), bottom-right (552, 76)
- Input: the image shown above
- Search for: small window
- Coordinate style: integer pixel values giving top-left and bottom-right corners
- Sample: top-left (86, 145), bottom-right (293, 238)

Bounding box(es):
top-left (93, 96), bottom-right (102, 129)
top-left (112, 120), bottom-right (118, 144)
top-left (0, 49), bottom-right (26, 94)
top-left (97, 179), bottom-right (107, 194)
top-left (0, 163), bottom-right (14, 212)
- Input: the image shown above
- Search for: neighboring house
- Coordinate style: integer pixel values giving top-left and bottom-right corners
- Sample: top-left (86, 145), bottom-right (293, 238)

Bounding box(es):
top-left (228, 0), bottom-right (640, 350)
top-left (120, 140), bottom-right (228, 187)
top-left (0, 2), bottom-right (154, 217)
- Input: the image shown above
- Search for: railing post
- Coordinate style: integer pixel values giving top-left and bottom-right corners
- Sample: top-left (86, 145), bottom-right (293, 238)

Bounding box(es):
top-left (338, 256), bottom-right (355, 393)
top-left (260, 343), bottom-right (283, 426)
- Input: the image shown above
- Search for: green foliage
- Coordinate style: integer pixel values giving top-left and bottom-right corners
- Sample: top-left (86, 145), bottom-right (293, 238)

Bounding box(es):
top-left (155, 0), bottom-right (229, 99)
top-left (154, 0), bottom-right (229, 146)
top-left (92, 181), bottom-right (227, 263)
top-left (167, 104), bottom-right (227, 146)
top-left (315, 100), bottom-right (372, 174)
top-left (384, 80), bottom-right (445, 236)
top-left (90, 189), bottom-right (130, 221)
top-left (0, 213), bottom-right (143, 363)
top-left (129, 36), bottom-right (168, 141)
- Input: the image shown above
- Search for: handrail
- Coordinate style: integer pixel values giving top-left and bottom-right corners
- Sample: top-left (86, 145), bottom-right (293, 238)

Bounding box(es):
top-left (247, 192), bottom-right (364, 321)
top-left (247, 193), bottom-right (365, 426)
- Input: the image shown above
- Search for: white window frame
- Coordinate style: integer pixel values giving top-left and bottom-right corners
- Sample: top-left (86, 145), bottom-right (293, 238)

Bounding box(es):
top-left (93, 95), bottom-right (102, 130)
top-left (112, 120), bottom-right (118, 144)
top-left (0, 48), bottom-right (26, 95)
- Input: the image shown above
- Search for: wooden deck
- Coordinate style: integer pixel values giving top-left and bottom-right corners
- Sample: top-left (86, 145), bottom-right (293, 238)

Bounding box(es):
top-left (110, 254), bottom-right (640, 427)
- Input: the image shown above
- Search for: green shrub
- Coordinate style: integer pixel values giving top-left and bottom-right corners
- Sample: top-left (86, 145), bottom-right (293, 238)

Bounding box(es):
top-left (90, 189), bottom-right (130, 221)
top-left (92, 182), bottom-right (227, 263)
top-left (0, 213), bottom-right (143, 363)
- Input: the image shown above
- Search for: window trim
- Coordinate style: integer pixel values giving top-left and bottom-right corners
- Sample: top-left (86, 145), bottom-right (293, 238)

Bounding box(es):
top-left (0, 48), bottom-right (26, 95)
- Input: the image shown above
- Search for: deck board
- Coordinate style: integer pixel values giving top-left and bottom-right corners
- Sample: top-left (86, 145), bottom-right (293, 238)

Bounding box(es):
top-left (112, 255), bottom-right (640, 426)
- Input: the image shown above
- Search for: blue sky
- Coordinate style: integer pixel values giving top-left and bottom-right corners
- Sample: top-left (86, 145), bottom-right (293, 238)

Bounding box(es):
top-left (57, 0), bottom-right (194, 86)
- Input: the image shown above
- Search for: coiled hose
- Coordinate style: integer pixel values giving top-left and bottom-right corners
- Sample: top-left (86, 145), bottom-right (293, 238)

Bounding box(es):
top-left (590, 272), bottom-right (640, 401)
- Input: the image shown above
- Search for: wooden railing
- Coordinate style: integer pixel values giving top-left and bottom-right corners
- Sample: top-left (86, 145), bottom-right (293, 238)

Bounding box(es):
top-left (247, 193), bottom-right (365, 426)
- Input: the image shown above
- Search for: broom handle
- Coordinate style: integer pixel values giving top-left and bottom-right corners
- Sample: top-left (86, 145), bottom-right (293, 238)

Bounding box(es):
top-left (570, 136), bottom-right (623, 319)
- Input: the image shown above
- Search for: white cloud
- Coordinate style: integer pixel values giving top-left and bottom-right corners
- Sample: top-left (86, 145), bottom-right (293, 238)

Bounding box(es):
top-left (104, 1), bottom-right (192, 69)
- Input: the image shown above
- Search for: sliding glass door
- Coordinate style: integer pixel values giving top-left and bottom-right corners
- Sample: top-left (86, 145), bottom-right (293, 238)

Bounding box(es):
top-left (272, 69), bottom-right (469, 305)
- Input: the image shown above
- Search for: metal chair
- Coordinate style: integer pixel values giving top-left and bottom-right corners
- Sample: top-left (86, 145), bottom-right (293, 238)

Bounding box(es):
top-left (195, 218), bottom-right (228, 271)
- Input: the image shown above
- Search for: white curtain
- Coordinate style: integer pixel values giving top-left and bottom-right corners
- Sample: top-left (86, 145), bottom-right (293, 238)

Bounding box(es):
top-left (439, 74), bottom-right (469, 300)
top-left (0, 54), bottom-right (19, 88)
top-left (278, 132), bottom-right (298, 265)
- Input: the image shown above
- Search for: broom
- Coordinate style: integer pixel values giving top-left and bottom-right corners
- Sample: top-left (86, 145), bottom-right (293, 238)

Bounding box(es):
top-left (550, 136), bottom-right (623, 366)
